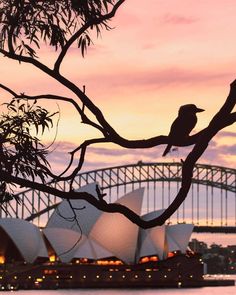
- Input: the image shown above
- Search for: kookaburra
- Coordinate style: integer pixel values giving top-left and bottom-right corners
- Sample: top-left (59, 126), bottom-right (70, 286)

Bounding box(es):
top-left (162, 104), bottom-right (204, 157)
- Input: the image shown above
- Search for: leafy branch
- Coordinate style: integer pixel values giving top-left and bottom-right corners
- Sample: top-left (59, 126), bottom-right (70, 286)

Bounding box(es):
top-left (0, 98), bottom-right (57, 207)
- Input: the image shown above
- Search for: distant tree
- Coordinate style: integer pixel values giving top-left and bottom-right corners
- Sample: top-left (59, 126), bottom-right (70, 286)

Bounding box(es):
top-left (0, 0), bottom-right (236, 228)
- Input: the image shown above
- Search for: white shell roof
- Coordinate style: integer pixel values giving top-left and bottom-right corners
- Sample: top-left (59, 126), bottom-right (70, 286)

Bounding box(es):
top-left (72, 236), bottom-right (96, 259)
top-left (73, 236), bottom-right (114, 260)
top-left (43, 228), bottom-right (114, 262)
top-left (166, 224), bottom-right (194, 253)
top-left (138, 210), bottom-right (166, 261)
top-left (90, 188), bottom-right (144, 264)
top-left (46, 183), bottom-right (102, 235)
top-left (0, 190), bottom-right (195, 264)
top-left (43, 227), bottom-right (82, 263)
top-left (0, 218), bottom-right (48, 263)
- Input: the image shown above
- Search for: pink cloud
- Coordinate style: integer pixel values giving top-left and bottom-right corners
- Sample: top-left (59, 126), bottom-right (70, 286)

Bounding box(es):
top-left (162, 14), bottom-right (198, 25)
top-left (81, 67), bottom-right (234, 90)
top-left (46, 136), bottom-right (236, 176)
top-left (217, 131), bottom-right (236, 138)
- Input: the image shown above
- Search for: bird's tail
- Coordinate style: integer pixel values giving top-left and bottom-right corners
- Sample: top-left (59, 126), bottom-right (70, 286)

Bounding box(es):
top-left (162, 144), bottom-right (172, 157)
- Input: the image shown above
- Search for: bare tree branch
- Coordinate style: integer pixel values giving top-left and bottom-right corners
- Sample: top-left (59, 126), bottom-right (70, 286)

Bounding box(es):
top-left (0, 83), bottom-right (17, 97)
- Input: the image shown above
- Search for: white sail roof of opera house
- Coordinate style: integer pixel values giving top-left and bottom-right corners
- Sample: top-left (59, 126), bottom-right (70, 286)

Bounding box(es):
top-left (73, 236), bottom-right (114, 260)
top-left (166, 224), bottom-right (194, 253)
top-left (0, 218), bottom-right (48, 263)
top-left (89, 188), bottom-right (145, 264)
top-left (43, 227), bottom-right (115, 263)
top-left (0, 185), bottom-right (195, 265)
top-left (137, 210), bottom-right (166, 261)
top-left (44, 187), bottom-right (194, 264)
top-left (46, 183), bottom-right (102, 235)
top-left (43, 227), bottom-right (82, 263)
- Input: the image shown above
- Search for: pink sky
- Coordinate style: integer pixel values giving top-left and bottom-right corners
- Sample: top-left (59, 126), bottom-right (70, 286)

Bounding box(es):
top-left (1, 0), bottom-right (236, 173)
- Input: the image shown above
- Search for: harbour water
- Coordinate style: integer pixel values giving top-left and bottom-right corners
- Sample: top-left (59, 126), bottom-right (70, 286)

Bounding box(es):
top-left (3, 286), bottom-right (236, 295)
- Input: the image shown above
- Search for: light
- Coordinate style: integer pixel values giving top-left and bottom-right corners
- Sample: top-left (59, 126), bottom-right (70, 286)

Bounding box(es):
top-left (122, 275), bottom-right (126, 279)
top-left (28, 276), bottom-right (32, 279)
top-left (134, 275), bottom-right (138, 279)
top-left (56, 275), bottom-right (59, 279)
top-left (97, 260), bottom-right (123, 266)
top-left (164, 275), bottom-right (167, 278)
top-left (109, 275), bottom-right (112, 279)
top-left (148, 275), bottom-right (152, 278)
top-left (49, 255), bottom-right (56, 263)
top-left (140, 257), bottom-right (149, 263)
top-left (178, 282), bottom-right (182, 288)
top-left (150, 256), bottom-right (158, 262)
top-left (36, 278), bottom-right (43, 282)
top-left (70, 275), bottom-right (73, 279)
top-left (83, 275), bottom-right (86, 279)
top-left (96, 275), bottom-right (100, 279)
top-left (0, 256), bottom-right (5, 264)
top-left (14, 276), bottom-right (17, 280)
top-left (167, 252), bottom-right (175, 258)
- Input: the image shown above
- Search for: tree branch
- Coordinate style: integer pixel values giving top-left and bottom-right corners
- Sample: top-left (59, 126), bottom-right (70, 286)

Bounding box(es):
top-left (1, 80), bottom-right (236, 228)
top-left (152, 79), bottom-right (236, 224)
top-left (54, 0), bottom-right (126, 72)
top-left (1, 0), bottom-right (236, 228)
top-left (0, 170), bottom-right (176, 228)
top-left (48, 137), bottom-right (110, 182)
top-left (0, 83), bottom-right (17, 97)
top-left (0, 48), bottom-right (55, 77)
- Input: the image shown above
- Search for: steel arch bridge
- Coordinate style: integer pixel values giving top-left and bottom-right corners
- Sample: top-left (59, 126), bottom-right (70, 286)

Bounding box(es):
top-left (1, 162), bottom-right (236, 232)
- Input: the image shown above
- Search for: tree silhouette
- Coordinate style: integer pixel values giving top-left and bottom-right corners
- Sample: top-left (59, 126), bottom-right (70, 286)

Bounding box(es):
top-left (0, 0), bottom-right (236, 228)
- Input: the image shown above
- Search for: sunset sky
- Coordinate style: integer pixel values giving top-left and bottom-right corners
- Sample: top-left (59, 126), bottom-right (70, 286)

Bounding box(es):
top-left (1, 0), bottom-right (236, 173)
top-left (1, 0), bottom-right (236, 246)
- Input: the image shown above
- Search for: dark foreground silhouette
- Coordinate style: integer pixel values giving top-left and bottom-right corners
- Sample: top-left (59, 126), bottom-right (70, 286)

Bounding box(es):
top-left (163, 104), bottom-right (204, 156)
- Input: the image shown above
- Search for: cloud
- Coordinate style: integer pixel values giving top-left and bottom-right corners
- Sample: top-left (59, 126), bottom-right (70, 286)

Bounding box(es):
top-left (46, 134), bottom-right (236, 176)
top-left (162, 14), bottom-right (198, 25)
top-left (216, 144), bottom-right (236, 155)
top-left (216, 131), bottom-right (236, 138)
top-left (136, 68), bottom-right (232, 88)
top-left (82, 67), bottom-right (234, 90)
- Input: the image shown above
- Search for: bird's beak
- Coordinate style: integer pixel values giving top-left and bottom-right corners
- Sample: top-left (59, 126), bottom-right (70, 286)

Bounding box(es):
top-left (196, 108), bottom-right (205, 112)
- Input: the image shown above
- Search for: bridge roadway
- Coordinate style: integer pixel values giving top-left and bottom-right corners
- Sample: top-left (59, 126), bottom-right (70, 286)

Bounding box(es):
top-left (193, 226), bottom-right (236, 233)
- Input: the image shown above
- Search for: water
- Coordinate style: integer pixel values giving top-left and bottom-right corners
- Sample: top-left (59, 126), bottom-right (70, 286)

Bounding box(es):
top-left (3, 276), bottom-right (236, 294)
top-left (3, 287), bottom-right (236, 295)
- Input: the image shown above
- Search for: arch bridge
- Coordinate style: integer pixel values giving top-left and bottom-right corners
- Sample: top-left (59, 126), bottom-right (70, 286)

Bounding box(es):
top-left (1, 162), bottom-right (236, 233)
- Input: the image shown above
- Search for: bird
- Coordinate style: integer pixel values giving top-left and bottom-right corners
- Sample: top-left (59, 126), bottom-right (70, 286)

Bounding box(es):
top-left (162, 104), bottom-right (204, 157)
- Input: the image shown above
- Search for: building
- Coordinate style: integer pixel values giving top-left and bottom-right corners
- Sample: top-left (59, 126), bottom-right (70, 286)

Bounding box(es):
top-left (0, 184), bottom-right (208, 289)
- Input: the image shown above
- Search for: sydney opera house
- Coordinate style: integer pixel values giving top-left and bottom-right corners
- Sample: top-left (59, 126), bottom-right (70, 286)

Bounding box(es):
top-left (0, 183), bottom-right (205, 289)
